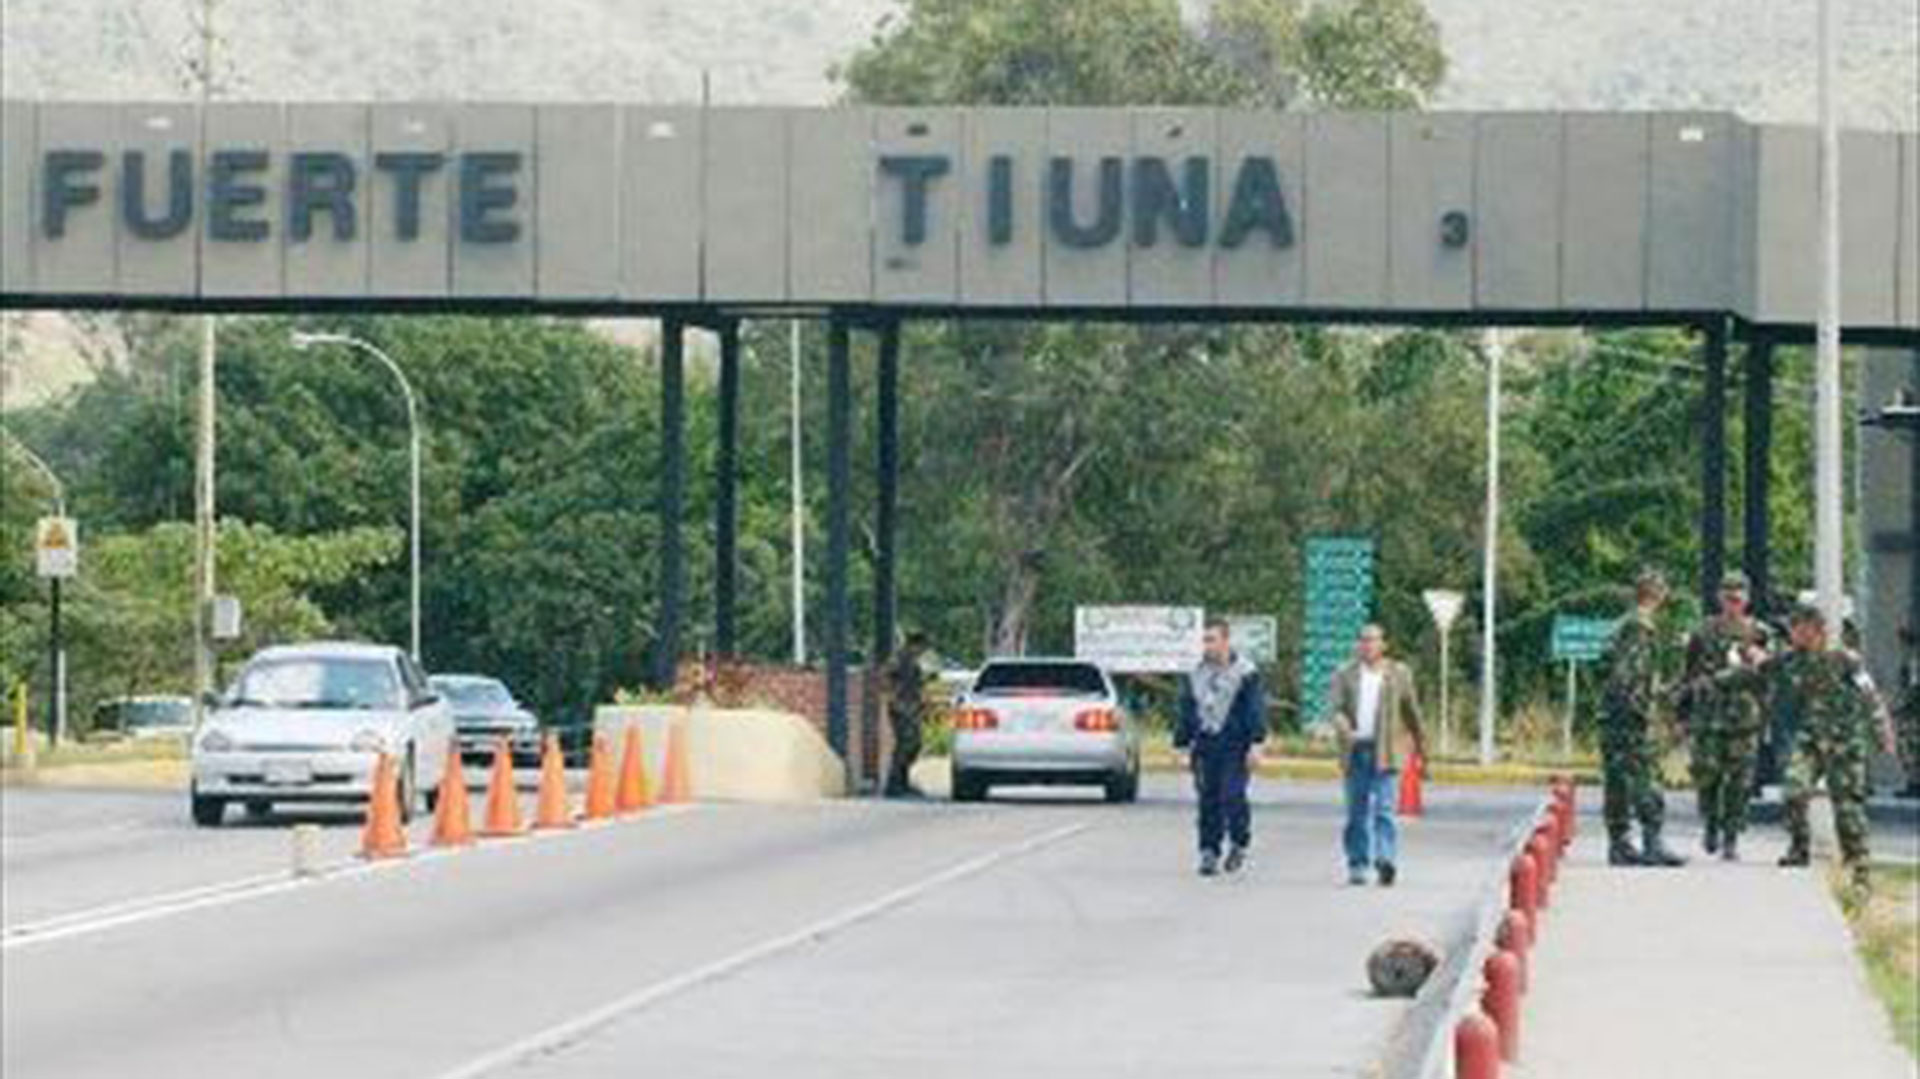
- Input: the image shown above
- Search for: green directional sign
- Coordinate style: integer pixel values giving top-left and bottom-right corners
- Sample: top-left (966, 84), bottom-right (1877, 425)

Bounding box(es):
top-left (1550, 615), bottom-right (1619, 663)
top-left (1301, 536), bottom-right (1375, 725)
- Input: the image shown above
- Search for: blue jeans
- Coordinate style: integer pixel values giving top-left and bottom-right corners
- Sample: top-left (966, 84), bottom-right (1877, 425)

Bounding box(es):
top-left (1343, 743), bottom-right (1399, 869)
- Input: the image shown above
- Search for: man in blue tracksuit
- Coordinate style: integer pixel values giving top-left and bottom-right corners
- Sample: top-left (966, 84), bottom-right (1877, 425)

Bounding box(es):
top-left (1175, 618), bottom-right (1267, 876)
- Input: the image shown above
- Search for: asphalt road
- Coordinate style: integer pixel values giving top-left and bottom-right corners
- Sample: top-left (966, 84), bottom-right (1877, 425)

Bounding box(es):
top-left (3, 778), bottom-right (1540, 1079)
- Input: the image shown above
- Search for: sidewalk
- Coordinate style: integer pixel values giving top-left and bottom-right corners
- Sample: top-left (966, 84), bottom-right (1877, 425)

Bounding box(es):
top-left (1517, 828), bottom-right (1912, 1079)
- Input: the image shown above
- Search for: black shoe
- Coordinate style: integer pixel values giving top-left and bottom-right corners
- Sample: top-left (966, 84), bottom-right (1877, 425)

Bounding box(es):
top-left (1778, 847), bottom-right (1811, 868)
top-left (1376, 861), bottom-right (1398, 887)
top-left (883, 784), bottom-right (925, 800)
top-left (1702, 826), bottom-right (1721, 855)
top-left (1719, 835), bottom-right (1739, 862)
top-left (1639, 833), bottom-right (1687, 867)
top-left (1199, 852), bottom-right (1221, 877)
top-left (1224, 847), bottom-right (1248, 874)
top-left (1608, 840), bottom-right (1646, 867)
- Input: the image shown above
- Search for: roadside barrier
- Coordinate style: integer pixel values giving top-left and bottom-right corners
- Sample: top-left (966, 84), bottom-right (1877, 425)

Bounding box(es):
top-left (432, 741), bottom-right (475, 847)
top-left (584, 734), bottom-right (617, 821)
top-left (660, 720), bottom-right (692, 804)
top-left (359, 752), bottom-right (409, 859)
top-left (1396, 776), bottom-right (1578, 1079)
top-left (535, 731), bottom-right (577, 830)
top-left (616, 725), bottom-right (653, 814)
top-left (481, 737), bottom-right (526, 837)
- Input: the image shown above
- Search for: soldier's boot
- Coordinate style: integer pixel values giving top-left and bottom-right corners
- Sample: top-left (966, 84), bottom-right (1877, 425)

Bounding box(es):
top-left (1702, 822), bottom-right (1721, 856)
top-left (1606, 827), bottom-right (1644, 866)
top-left (1719, 832), bottom-right (1740, 862)
top-left (1777, 837), bottom-right (1811, 868)
top-left (1639, 827), bottom-right (1687, 867)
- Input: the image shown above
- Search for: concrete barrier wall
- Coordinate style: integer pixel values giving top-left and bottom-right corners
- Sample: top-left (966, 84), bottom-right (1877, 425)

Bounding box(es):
top-left (593, 704), bottom-right (846, 803)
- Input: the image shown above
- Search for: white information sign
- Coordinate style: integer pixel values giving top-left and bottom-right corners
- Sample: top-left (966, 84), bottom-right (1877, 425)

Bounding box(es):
top-left (35, 516), bottom-right (76, 578)
top-left (1074, 606), bottom-right (1205, 674)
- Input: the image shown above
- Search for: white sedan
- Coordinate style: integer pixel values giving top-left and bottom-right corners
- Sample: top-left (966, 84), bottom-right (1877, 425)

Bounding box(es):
top-left (190, 642), bottom-right (457, 827)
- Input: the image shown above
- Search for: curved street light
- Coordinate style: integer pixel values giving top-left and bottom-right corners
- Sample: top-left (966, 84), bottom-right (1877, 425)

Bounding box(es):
top-left (290, 331), bottom-right (423, 664)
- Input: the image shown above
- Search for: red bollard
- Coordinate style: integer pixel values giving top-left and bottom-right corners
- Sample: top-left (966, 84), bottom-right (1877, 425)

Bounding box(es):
top-left (1528, 834), bottom-right (1556, 910)
top-left (1482, 948), bottom-right (1524, 1062)
top-left (1455, 1010), bottom-right (1503, 1079)
top-left (1509, 852), bottom-right (1539, 922)
top-left (1497, 909), bottom-right (1532, 994)
top-left (1533, 823), bottom-right (1559, 886)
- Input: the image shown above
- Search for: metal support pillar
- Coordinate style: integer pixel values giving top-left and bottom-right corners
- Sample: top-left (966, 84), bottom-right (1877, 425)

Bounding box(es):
top-left (825, 319), bottom-right (853, 768)
top-left (873, 321), bottom-right (901, 671)
top-left (1700, 320), bottom-right (1729, 612)
top-left (654, 317), bottom-right (686, 689)
top-left (715, 319), bottom-right (741, 658)
top-left (1742, 334), bottom-right (1775, 613)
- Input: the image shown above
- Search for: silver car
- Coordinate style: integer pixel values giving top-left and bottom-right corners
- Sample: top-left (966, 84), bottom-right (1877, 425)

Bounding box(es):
top-left (431, 674), bottom-right (541, 766)
top-left (949, 658), bottom-right (1141, 803)
top-left (190, 642), bottom-right (456, 827)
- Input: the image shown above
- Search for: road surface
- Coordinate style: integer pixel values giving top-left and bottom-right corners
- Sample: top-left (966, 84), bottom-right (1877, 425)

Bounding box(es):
top-left (3, 778), bottom-right (1539, 1079)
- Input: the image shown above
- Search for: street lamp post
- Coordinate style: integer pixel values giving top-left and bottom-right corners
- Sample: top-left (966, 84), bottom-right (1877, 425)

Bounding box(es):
top-left (1478, 330), bottom-right (1505, 767)
top-left (1812, 0), bottom-right (1845, 631)
top-left (290, 332), bottom-right (422, 663)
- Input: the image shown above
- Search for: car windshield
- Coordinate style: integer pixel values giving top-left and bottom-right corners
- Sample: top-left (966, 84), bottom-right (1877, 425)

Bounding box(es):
top-left (233, 657), bottom-right (401, 711)
top-left (972, 663), bottom-right (1106, 698)
top-left (435, 679), bottom-right (513, 708)
top-left (123, 701), bottom-right (190, 728)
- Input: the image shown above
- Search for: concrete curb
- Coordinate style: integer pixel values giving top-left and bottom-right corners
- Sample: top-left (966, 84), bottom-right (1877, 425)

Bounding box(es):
top-left (1383, 795), bottom-right (1553, 1079)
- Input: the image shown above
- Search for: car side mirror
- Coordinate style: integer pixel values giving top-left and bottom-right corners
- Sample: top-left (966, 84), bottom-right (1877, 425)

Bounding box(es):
top-left (416, 692), bottom-right (441, 708)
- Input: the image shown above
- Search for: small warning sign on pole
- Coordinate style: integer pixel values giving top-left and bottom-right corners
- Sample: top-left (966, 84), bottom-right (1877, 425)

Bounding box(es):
top-left (35, 516), bottom-right (77, 578)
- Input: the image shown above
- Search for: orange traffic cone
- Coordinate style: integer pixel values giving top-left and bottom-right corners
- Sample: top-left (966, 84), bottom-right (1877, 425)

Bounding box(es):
top-left (432, 741), bottom-right (475, 847)
top-left (616, 724), bottom-right (653, 814)
top-left (480, 737), bottom-right (525, 837)
top-left (584, 733), bottom-right (616, 821)
top-left (660, 720), bottom-right (691, 804)
top-left (534, 731), bottom-right (576, 830)
top-left (1398, 752), bottom-right (1426, 817)
top-left (360, 752), bottom-right (409, 859)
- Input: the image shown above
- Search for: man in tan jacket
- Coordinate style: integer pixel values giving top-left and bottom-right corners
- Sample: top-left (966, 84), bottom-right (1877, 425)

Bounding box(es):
top-left (1328, 624), bottom-right (1427, 886)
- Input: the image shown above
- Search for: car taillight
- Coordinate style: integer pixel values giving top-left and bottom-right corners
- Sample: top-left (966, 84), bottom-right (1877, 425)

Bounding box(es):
top-left (952, 708), bottom-right (999, 731)
top-left (1074, 708), bottom-right (1120, 732)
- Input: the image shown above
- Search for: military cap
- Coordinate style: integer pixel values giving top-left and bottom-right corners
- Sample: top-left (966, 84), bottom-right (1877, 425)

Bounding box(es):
top-left (1719, 570), bottom-right (1751, 594)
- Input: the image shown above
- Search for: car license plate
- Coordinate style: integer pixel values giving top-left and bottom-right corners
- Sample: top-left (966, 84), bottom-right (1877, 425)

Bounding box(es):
top-left (263, 760), bottom-right (312, 786)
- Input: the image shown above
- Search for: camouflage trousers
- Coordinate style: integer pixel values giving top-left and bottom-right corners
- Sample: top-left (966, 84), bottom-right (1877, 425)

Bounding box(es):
top-left (1782, 719), bottom-right (1871, 867)
top-left (1600, 707), bottom-right (1664, 841)
top-left (1689, 716), bottom-right (1761, 840)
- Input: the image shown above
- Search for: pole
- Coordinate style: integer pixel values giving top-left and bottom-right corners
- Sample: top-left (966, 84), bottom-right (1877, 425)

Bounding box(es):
top-left (657, 318), bottom-right (686, 689)
top-left (1439, 630), bottom-right (1452, 758)
top-left (874, 322), bottom-right (900, 661)
top-left (825, 319), bottom-right (853, 770)
top-left (715, 320), bottom-right (740, 657)
top-left (1743, 335), bottom-right (1776, 612)
top-left (1562, 659), bottom-right (1576, 760)
top-left (790, 319), bottom-right (807, 666)
top-left (48, 576), bottom-right (64, 745)
top-left (192, 0), bottom-right (218, 732)
top-left (1479, 330), bottom-right (1503, 766)
top-left (1813, 0), bottom-right (1845, 630)
top-left (1700, 320), bottom-right (1729, 612)
top-left (288, 333), bottom-right (422, 662)
top-left (194, 313), bottom-right (216, 730)
top-left (407, 391), bottom-right (420, 663)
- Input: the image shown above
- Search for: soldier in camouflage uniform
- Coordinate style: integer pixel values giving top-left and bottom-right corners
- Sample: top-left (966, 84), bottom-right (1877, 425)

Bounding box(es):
top-left (1599, 570), bottom-right (1686, 867)
top-left (882, 630), bottom-right (932, 799)
top-left (1727, 604), bottom-right (1897, 891)
top-left (1682, 571), bottom-right (1772, 861)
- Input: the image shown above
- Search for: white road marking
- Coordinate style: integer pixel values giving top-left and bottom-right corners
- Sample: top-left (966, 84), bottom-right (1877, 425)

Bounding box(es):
top-left (427, 819), bottom-right (1094, 1079)
top-left (0, 804), bottom-right (703, 950)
